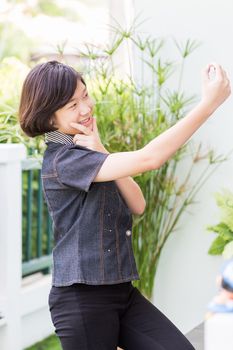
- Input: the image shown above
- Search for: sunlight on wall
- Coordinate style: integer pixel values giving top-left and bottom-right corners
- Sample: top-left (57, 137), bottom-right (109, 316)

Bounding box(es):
top-left (0, 0), bottom-right (110, 55)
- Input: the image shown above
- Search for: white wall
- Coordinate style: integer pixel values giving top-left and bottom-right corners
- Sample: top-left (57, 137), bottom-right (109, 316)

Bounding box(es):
top-left (132, 0), bottom-right (233, 334)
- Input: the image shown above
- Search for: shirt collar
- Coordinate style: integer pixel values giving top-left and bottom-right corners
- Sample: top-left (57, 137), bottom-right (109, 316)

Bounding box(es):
top-left (44, 130), bottom-right (74, 145)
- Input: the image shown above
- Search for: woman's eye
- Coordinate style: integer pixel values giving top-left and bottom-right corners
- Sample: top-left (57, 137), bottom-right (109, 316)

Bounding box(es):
top-left (71, 103), bottom-right (77, 108)
top-left (84, 93), bottom-right (88, 98)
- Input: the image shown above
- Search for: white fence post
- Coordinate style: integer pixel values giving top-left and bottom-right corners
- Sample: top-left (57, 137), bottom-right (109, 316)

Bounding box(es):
top-left (0, 144), bottom-right (27, 350)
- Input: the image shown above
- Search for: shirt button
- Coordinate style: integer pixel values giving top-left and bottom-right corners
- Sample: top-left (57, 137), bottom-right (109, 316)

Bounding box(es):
top-left (126, 230), bottom-right (131, 236)
top-left (108, 213), bottom-right (111, 216)
top-left (107, 249), bottom-right (111, 252)
top-left (109, 229), bottom-right (112, 232)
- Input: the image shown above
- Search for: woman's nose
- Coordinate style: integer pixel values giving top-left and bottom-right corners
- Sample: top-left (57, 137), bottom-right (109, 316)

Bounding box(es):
top-left (79, 104), bottom-right (91, 116)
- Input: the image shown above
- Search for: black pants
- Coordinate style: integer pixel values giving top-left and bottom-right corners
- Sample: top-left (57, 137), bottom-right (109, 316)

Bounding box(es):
top-left (48, 281), bottom-right (195, 350)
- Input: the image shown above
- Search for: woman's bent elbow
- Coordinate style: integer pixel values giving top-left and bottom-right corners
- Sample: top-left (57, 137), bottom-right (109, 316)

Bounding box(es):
top-left (146, 157), bottom-right (162, 171)
top-left (139, 150), bottom-right (162, 172)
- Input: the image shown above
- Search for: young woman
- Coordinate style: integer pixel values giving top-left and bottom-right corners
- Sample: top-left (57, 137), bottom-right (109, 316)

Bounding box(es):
top-left (18, 60), bottom-right (230, 350)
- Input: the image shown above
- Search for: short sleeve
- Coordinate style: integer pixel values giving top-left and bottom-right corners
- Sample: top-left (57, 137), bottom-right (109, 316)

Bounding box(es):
top-left (55, 145), bottom-right (109, 192)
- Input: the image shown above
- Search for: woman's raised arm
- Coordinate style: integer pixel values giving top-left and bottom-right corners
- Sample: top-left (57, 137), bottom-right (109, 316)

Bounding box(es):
top-left (72, 63), bottom-right (231, 183)
top-left (92, 63), bottom-right (230, 182)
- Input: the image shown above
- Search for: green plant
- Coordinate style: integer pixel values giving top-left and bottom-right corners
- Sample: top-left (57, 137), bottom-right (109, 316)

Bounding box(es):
top-left (25, 334), bottom-right (61, 350)
top-left (0, 21), bottom-right (36, 62)
top-left (76, 18), bottom-right (226, 298)
top-left (0, 18), bottom-right (226, 299)
top-left (0, 57), bottom-right (46, 153)
top-left (207, 190), bottom-right (233, 259)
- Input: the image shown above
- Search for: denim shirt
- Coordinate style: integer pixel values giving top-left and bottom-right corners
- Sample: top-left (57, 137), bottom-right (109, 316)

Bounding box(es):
top-left (41, 131), bottom-right (140, 286)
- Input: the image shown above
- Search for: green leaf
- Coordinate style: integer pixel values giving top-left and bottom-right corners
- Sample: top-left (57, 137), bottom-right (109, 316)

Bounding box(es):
top-left (215, 190), bottom-right (233, 231)
top-left (223, 241), bottom-right (233, 259)
top-left (208, 236), bottom-right (227, 255)
top-left (207, 222), bottom-right (233, 241)
top-left (173, 38), bottom-right (201, 58)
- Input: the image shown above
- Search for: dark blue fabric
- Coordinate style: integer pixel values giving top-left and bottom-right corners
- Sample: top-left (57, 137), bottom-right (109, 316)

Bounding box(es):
top-left (41, 142), bottom-right (140, 286)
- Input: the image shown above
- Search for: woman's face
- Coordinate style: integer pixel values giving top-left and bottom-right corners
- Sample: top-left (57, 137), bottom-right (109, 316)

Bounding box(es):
top-left (53, 80), bottom-right (94, 135)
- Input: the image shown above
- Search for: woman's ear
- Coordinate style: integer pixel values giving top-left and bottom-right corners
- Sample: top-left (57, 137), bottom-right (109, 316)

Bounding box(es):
top-left (50, 114), bottom-right (58, 128)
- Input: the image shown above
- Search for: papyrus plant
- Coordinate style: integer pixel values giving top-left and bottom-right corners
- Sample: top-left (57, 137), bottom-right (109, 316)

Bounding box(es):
top-left (76, 20), bottom-right (225, 298)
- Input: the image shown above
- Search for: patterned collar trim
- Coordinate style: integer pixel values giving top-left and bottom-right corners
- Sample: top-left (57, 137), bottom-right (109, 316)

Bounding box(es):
top-left (44, 130), bottom-right (74, 145)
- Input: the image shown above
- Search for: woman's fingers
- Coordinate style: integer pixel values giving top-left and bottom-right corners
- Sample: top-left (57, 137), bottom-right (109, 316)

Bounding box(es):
top-left (70, 122), bottom-right (92, 136)
top-left (203, 62), bottom-right (229, 85)
top-left (73, 135), bottom-right (89, 144)
top-left (73, 134), bottom-right (88, 141)
top-left (202, 64), bottom-right (211, 82)
top-left (223, 69), bottom-right (229, 81)
top-left (71, 118), bottom-right (104, 152)
top-left (92, 117), bottom-right (99, 134)
top-left (201, 62), bottom-right (231, 112)
top-left (209, 62), bottom-right (226, 81)
top-left (73, 136), bottom-right (95, 150)
top-left (74, 140), bottom-right (88, 147)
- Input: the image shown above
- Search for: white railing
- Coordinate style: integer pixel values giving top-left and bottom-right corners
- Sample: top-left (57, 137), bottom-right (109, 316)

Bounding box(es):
top-left (0, 144), bottom-right (54, 350)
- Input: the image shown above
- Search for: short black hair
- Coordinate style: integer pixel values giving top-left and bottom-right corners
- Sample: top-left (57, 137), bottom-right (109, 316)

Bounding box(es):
top-left (18, 60), bottom-right (86, 137)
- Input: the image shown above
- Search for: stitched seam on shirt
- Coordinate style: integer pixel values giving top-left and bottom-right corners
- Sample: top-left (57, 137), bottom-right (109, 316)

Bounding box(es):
top-left (53, 145), bottom-right (71, 189)
top-left (53, 144), bottom-right (67, 173)
top-left (41, 173), bottom-right (57, 178)
top-left (53, 144), bottom-right (109, 191)
top-left (115, 195), bottom-right (123, 280)
top-left (83, 152), bottom-right (110, 192)
top-left (99, 187), bottom-right (105, 282)
top-left (125, 236), bottom-right (134, 276)
top-left (125, 217), bottom-right (134, 276)
top-left (41, 178), bottom-right (60, 234)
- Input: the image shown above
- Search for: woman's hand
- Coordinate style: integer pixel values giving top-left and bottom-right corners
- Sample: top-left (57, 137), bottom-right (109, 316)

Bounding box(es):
top-left (70, 117), bottom-right (109, 154)
top-left (201, 62), bottom-right (231, 115)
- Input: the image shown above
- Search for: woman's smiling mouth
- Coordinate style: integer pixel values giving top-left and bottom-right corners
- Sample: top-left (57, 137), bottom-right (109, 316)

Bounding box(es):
top-left (79, 116), bottom-right (92, 126)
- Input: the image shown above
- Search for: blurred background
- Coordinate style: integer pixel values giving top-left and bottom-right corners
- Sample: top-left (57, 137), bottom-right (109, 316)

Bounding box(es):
top-left (0, 0), bottom-right (109, 61)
